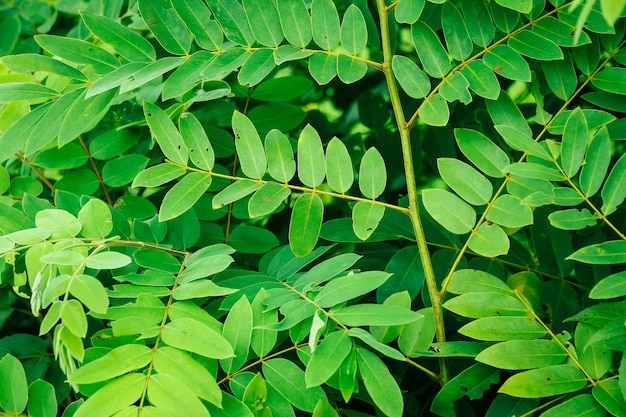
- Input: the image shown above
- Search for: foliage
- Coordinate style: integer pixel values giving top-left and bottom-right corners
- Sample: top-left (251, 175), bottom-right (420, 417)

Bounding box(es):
top-left (0, 0), bottom-right (626, 416)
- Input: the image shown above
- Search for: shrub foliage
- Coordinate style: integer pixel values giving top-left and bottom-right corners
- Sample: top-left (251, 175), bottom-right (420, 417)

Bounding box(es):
top-left (0, 0), bottom-right (625, 416)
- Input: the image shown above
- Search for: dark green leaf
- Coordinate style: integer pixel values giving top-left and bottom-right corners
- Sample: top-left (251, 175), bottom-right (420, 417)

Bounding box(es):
top-left (305, 331), bottom-right (352, 387)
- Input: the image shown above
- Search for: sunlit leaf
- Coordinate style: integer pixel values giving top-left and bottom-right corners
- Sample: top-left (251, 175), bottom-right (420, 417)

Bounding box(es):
top-left (143, 101), bottom-right (188, 165)
top-left (499, 365), bottom-right (588, 398)
top-left (290, 194), bottom-right (324, 257)
top-left (233, 111), bottom-right (267, 180)
top-left (138, 0), bottom-right (191, 54)
top-left (356, 348), bottom-right (403, 417)
top-left (411, 21), bottom-right (450, 78)
top-left (159, 172), bottom-right (212, 221)
top-left (422, 188), bottom-right (476, 234)
top-left (263, 358), bottom-right (327, 412)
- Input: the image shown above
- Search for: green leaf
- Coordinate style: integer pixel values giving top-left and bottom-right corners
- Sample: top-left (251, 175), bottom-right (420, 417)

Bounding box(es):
top-left (298, 124), bottom-right (326, 188)
top-left (567, 241), bottom-right (626, 264)
top-left (359, 147), bottom-right (386, 199)
top-left (314, 271), bottom-right (391, 308)
top-left (305, 331), bottom-right (352, 387)
top-left (352, 201), bottom-right (385, 241)
top-left (468, 222), bottom-right (510, 257)
top-left (459, 317), bottom-right (546, 341)
top-left (356, 347), bottom-right (403, 417)
top-left (494, 125), bottom-right (551, 160)
top-left (154, 347), bottom-right (221, 406)
top-left (395, 0), bottom-right (425, 24)
top-left (439, 71), bottom-right (472, 104)
top-left (580, 127), bottom-right (611, 198)
top-left (161, 318), bottom-right (234, 359)
top-left (463, 0), bottom-right (495, 47)
top-left (276, 0), bottom-right (312, 48)
top-left (171, 0), bottom-right (222, 51)
top-left (333, 304), bottom-right (422, 326)
top-left (233, 111), bottom-right (267, 180)
top-left (40, 251), bottom-right (85, 266)
top-left (161, 51), bottom-right (215, 100)
top-left (495, 0), bottom-right (532, 13)
top-left (0, 354), bottom-right (28, 415)
top-left (542, 394), bottom-right (605, 417)
top-left (487, 91), bottom-right (533, 138)
top-left (486, 195), bottom-right (534, 228)
top-left (69, 274), bottom-right (109, 314)
top-left (592, 67), bottom-right (626, 95)
top-left (348, 328), bottom-right (405, 361)
top-left (238, 48), bottom-right (276, 87)
top-left (147, 374), bottom-right (211, 417)
top-left (221, 296), bottom-right (253, 374)
top-left (419, 94), bottom-right (450, 126)
top-left (455, 128), bottom-right (510, 177)
top-left (206, 0), bottom-right (255, 46)
top-left (138, 0), bottom-right (191, 55)
top-left (27, 380), bottom-right (57, 417)
top-left (313, 399), bottom-right (340, 417)
top-left (422, 188), bottom-right (476, 234)
top-left (78, 199), bottom-right (113, 238)
top-left (248, 182), bottom-right (290, 218)
top-left (411, 21), bottom-right (450, 78)
top-left (548, 208), bottom-right (597, 230)
top-left (325, 137), bottom-right (354, 194)
top-left (576, 323), bottom-right (611, 379)
top-left (438, 158), bottom-right (493, 205)
top-left (143, 101), bottom-right (188, 165)
top-left (68, 344), bottom-right (152, 384)
top-left (265, 129), bottom-right (296, 183)
top-left (444, 291), bottom-right (528, 319)
top-left (61, 299), bottom-right (88, 338)
top-left (132, 163), bottom-right (186, 188)
top-left (59, 88), bottom-right (117, 146)
top-left (206, 393), bottom-right (254, 417)
top-left (180, 112), bottom-right (214, 171)
top-left (592, 380), bottom-right (626, 417)
top-left (508, 30), bottom-right (564, 60)
top-left (103, 154), bottom-right (149, 187)
top-left (290, 194), bottom-right (324, 257)
top-left (159, 172), bottom-right (212, 221)
top-left (311, 0), bottom-right (340, 50)
top-left (73, 374), bottom-right (146, 417)
top-left (80, 10), bottom-right (155, 63)
top-left (1, 54), bottom-right (87, 81)
top-left (504, 162), bottom-right (565, 181)
top-left (336, 54), bottom-right (368, 84)
top-left (35, 34), bottom-right (120, 74)
top-left (86, 251), bottom-right (132, 270)
top-left (243, 0), bottom-right (283, 47)
top-left (589, 271), bottom-right (626, 299)
top-left (446, 269), bottom-right (511, 295)
top-left (476, 340), bottom-right (567, 369)
top-left (392, 55), bottom-right (430, 99)
top-left (542, 51), bottom-right (577, 100)
top-left (174, 281), bottom-right (236, 300)
top-left (263, 358), bottom-right (327, 412)
top-left (484, 46), bottom-right (531, 82)
top-left (36, 209), bottom-right (82, 239)
top-left (561, 108), bottom-right (588, 178)
top-left (308, 52), bottom-right (338, 85)
top-left (601, 152), bottom-right (626, 215)
top-left (441, 2), bottom-right (473, 61)
top-left (0, 82), bottom-right (59, 103)
top-left (341, 5), bottom-right (368, 53)
top-left (461, 60), bottom-right (500, 100)
top-left (213, 180), bottom-right (262, 209)
top-left (499, 365), bottom-right (588, 398)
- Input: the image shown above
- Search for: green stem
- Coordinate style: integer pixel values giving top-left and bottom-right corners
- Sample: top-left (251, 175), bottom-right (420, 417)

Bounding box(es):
top-left (375, 0), bottom-right (449, 385)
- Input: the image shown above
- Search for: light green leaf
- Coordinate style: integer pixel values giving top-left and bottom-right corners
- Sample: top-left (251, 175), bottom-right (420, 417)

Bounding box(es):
top-left (486, 195), bottom-right (533, 228)
top-left (0, 82), bottom-right (58, 103)
top-left (276, 0), bottom-right (312, 48)
top-left (359, 147), bottom-right (386, 199)
top-left (138, 0), bottom-right (191, 55)
top-left (161, 318), bottom-right (234, 359)
top-left (313, 399), bottom-right (340, 417)
top-left (443, 292), bottom-right (528, 319)
top-left (180, 112), bottom-right (214, 171)
top-left (352, 201), bottom-right (385, 241)
top-left (311, 0), bottom-right (340, 50)
top-left (172, 0), bottom-right (222, 50)
top-left (103, 155), bottom-right (149, 187)
top-left (206, 0), bottom-right (255, 46)
top-left (463, 0), bottom-right (495, 47)
top-left (174, 280), bottom-right (236, 300)
top-left (263, 358), bottom-right (327, 412)
top-left (348, 328), bottom-right (405, 361)
top-left (143, 101), bottom-right (188, 165)
top-left (422, 188), bottom-right (476, 234)
top-left (447, 269), bottom-right (512, 295)
top-left (548, 208), bottom-right (597, 230)
top-left (468, 222), bottom-right (510, 257)
top-left (314, 271), bottom-right (391, 308)
top-left (206, 393), bottom-right (254, 417)
top-left (592, 67), bottom-right (626, 95)
top-left (243, 0), bottom-right (283, 47)
top-left (59, 88), bottom-right (117, 146)
top-left (455, 128), bottom-right (510, 177)
top-left (238, 48), bottom-right (276, 87)
top-left (265, 129), bottom-right (296, 183)
top-left (298, 124), bottom-right (326, 188)
top-left (309, 52), bottom-right (338, 85)
top-left (601, 152), bottom-right (626, 215)
top-left (27, 380), bottom-right (57, 417)
top-left (439, 71), bottom-right (472, 104)
top-left (499, 365), bottom-right (588, 398)
top-left (147, 374), bottom-right (211, 417)
top-left (576, 323), bottom-right (612, 379)
top-left (411, 21), bottom-right (450, 78)
top-left (495, 0), bottom-right (532, 13)
top-left (86, 251), bottom-right (132, 270)
top-left (504, 162), bottom-right (565, 181)
top-left (419, 93), bottom-right (450, 126)
top-left (508, 30), bottom-right (564, 60)
top-left (248, 181), bottom-right (290, 218)
top-left (69, 274), bottom-right (109, 314)
top-left (392, 55), bottom-right (430, 99)
top-left (80, 10), bottom-right (155, 63)
top-left (395, 0), bottom-right (425, 24)
top-left (154, 347), bottom-right (221, 406)
top-left (212, 180), bottom-right (262, 209)
top-left (561, 108), bottom-right (588, 178)
top-left (438, 158), bottom-right (493, 205)
top-left (35, 34), bottom-right (120, 74)
top-left (73, 374), bottom-right (145, 417)
top-left (290, 194), bottom-right (324, 257)
top-left (337, 54), bottom-right (368, 84)
top-left (567, 240), bottom-right (626, 264)
top-left (233, 111), bottom-right (266, 180)
top-left (325, 137), bottom-right (353, 194)
top-left (341, 5), bottom-right (368, 54)
top-left (592, 380), bottom-right (626, 417)
top-left (132, 163), bottom-right (186, 188)
top-left (1, 53), bottom-right (87, 81)
top-left (333, 304), bottom-right (422, 327)
top-left (36, 209), bottom-right (82, 239)
top-left (68, 344), bottom-right (152, 384)
top-left (4, 228), bottom-right (49, 245)
top-left (356, 348), bottom-right (403, 417)
top-left (159, 172), bottom-right (212, 221)
top-left (542, 394), bottom-right (605, 417)
top-left (580, 127), bottom-right (611, 198)
top-left (459, 317), bottom-right (546, 341)
top-left (0, 354), bottom-right (28, 415)
top-left (40, 251), bottom-right (85, 266)
top-left (487, 91), bottom-right (532, 137)
top-left (62, 299), bottom-right (88, 338)
top-left (589, 271), bottom-right (626, 299)
top-left (441, 2), bottom-right (473, 61)
top-left (461, 60), bottom-right (500, 100)
top-left (78, 199), bottom-right (112, 238)
top-left (476, 340), bottom-right (567, 369)
top-left (494, 125), bottom-right (551, 160)
top-left (305, 331), bottom-right (352, 387)
top-left (161, 51), bottom-right (215, 100)
top-left (220, 296), bottom-right (253, 374)
top-left (251, 289), bottom-right (278, 357)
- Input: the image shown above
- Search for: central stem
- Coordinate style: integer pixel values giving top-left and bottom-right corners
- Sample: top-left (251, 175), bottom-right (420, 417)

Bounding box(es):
top-left (375, 0), bottom-right (449, 385)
